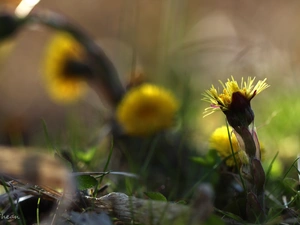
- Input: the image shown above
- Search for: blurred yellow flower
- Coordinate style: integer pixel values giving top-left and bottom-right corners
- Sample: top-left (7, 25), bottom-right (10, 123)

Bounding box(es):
top-left (210, 126), bottom-right (249, 167)
top-left (43, 32), bottom-right (87, 104)
top-left (116, 83), bottom-right (179, 136)
top-left (203, 76), bottom-right (269, 117)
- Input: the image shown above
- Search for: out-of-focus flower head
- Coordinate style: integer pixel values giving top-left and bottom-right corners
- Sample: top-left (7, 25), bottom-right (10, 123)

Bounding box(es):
top-left (43, 32), bottom-right (89, 104)
top-left (209, 126), bottom-right (249, 167)
top-left (203, 76), bottom-right (269, 127)
top-left (209, 126), bottom-right (266, 167)
top-left (116, 83), bottom-right (179, 136)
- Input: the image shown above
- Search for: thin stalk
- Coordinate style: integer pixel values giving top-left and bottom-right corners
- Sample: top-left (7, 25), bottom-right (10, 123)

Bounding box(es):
top-left (94, 137), bottom-right (114, 197)
top-left (283, 156), bottom-right (300, 179)
top-left (36, 197), bottom-right (41, 225)
top-left (99, 138), bottom-right (114, 183)
top-left (140, 135), bottom-right (160, 174)
top-left (265, 151), bottom-right (279, 184)
top-left (42, 119), bottom-right (54, 152)
top-left (225, 121), bottom-right (247, 193)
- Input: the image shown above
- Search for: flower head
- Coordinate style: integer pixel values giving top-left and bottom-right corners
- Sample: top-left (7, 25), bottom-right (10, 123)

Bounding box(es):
top-left (43, 32), bottom-right (88, 104)
top-left (116, 83), bottom-right (179, 136)
top-left (209, 126), bottom-right (249, 167)
top-left (203, 76), bottom-right (269, 127)
top-left (210, 126), bottom-right (266, 167)
top-left (203, 76), bottom-right (269, 116)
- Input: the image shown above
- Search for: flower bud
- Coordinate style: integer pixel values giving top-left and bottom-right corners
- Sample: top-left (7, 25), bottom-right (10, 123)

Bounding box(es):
top-left (224, 92), bottom-right (254, 128)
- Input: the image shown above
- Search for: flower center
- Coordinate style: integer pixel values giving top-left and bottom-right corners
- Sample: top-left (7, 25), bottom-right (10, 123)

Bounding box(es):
top-left (137, 104), bottom-right (157, 119)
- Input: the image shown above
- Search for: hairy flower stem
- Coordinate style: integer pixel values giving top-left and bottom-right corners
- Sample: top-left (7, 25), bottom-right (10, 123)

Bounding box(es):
top-left (234, 127), bottom-right (256, 158)
top-left (232, 124), bottom-right (266, 221)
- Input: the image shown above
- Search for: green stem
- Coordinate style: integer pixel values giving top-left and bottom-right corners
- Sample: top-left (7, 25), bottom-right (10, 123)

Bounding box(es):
top-left (94, 137), bottom-right (114, 197)
top-left (36, 197), bottom-right (41, 225)
top-left (141, 135), bottom-right (160, 174)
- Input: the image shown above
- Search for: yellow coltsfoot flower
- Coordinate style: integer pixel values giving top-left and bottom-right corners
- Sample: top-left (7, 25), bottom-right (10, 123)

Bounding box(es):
top-left (203, 76), bottom-right (269, 127)
top-left (203, 76), bottom-right (269, 116)
top-left (43, 32), bottom-right (88, 104)
top-left (116, 83), bottom-right (179, 136)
